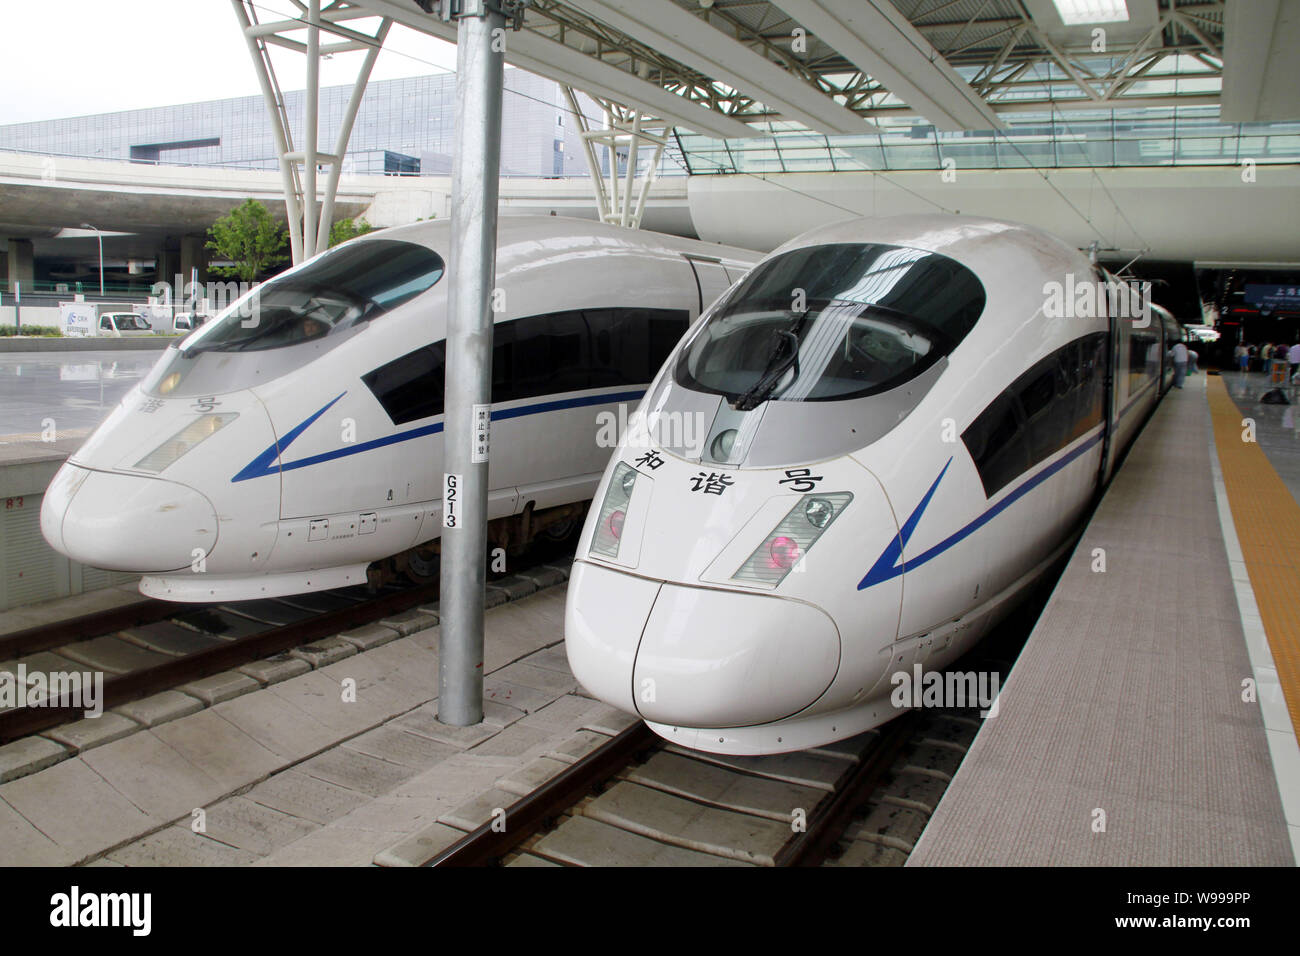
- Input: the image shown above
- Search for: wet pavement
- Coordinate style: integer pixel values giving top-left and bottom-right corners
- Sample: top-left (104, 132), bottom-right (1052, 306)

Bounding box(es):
top-left (0, 350), bottom-right (162, 442)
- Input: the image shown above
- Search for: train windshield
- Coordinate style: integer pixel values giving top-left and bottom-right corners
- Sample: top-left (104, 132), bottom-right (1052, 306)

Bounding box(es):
top-left (676, 243), bottom-right (985, 405)
top-left (179, 239), bottom-right (445, 354)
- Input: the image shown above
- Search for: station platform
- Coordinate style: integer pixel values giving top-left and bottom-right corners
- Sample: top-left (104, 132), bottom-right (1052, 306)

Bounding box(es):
top-left (910, 373), bottom-right (1299, 866)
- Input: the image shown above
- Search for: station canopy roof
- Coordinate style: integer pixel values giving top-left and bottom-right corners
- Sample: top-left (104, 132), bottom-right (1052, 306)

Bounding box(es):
top-left (344, 1), bottom-right (1298, 131)
top-left (261, 1), bottom-right (1300, 174)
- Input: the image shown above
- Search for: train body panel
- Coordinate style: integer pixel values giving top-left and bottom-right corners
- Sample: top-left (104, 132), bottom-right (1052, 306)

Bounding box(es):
top-left (40, 218), bottom-right (759, 601)
top-left (565, 213), bottom-right (1177, 755)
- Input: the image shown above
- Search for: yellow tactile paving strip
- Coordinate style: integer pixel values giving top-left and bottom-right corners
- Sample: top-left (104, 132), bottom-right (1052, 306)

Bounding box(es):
top-left (1207, 375), bottom-right (1300, 737)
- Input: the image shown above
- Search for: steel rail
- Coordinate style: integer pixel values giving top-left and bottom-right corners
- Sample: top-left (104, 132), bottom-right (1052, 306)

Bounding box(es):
top-left (0, 583), bottom-right (438, 743)
top-left (0, 599), bottom-right (179, 661)
top-left (427, 722), bottom-right (660, 867)
top-left (774, 714), bottom-right (919, 867)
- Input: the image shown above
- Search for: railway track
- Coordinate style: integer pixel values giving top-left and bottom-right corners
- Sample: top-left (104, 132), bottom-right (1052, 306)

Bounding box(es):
top-left (424, 571), bottom-right (1050, 868)
top-left (0, 540), bottom-right (576, 746)
top-left (428, 714), bottom-right (921, 867)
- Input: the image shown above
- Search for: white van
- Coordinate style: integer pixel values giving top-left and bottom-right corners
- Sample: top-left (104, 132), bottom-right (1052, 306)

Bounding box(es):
top-left (171, 312), bottom-right (211, 334)
top-left (97, 312), bottom-right (154, 337)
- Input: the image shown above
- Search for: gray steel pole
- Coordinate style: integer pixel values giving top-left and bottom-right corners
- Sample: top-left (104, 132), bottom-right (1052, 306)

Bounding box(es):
top-left (439, 0), bottom-right (505, 727)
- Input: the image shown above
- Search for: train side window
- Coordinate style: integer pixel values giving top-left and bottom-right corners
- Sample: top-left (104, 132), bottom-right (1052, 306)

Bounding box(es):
top-left (964, 333), bottom-right (1109, 498)
top-left (361, 342), bottom-right (446, 425)
top-left (962, 392), bottom-right (1029, 498)
top-left (505, 310), bottom-right (588, 399)
top-left (1079, 333), bottom-right (1106, 428)
top-left (586, 308), bottom-right (647, 387)
top-left (366, 307), bottom-right (693, 425)
top-left (647, 311), bottom-right (690, 368)
top-left (586, 308), bottom-right (690, 387)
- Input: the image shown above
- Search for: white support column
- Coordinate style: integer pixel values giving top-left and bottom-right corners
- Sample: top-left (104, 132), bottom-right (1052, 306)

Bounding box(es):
top-left (231, 0), bottom-right (392, 263)
top-left (317, 18), bottom-right (391, 256)
top-left (563, 86), bottom-right (610, 222)
top-left (570, 98), bottom-right (669, 230)
top-left (303, 0), bottom-right (321, 258)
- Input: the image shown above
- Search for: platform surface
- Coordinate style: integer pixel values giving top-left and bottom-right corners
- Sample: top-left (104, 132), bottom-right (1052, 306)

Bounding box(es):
top-left (910, 375), bottom-right (1297, 866)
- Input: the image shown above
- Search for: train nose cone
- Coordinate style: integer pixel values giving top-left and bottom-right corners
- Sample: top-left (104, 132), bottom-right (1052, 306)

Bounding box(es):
top-left (565, 561), bottom-right (840, 729)
top-left (41, 464), bottom-right (218, 573)
top-left (632, 583), bottom-right (839, 728)
top-left (565, 561), bottom-right (662, 713)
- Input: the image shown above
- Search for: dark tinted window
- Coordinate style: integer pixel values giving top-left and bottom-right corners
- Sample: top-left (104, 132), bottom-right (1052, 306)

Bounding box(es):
top-left (962, 392), bottom-right (1030, 499)
top-left (586, 308), bottom-right (689, 388)
top-left (963, 332), bottom-right (1108, 497)
top-left (364, 307), bottom-right (688, 425)
top-left (493, 310), bottom-right (589, 401)
top-left (362, 342), bottom-right (446, 425)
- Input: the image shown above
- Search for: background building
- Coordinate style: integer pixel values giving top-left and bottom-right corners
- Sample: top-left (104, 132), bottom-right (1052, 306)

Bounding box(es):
top-left (0, 68), bottom-right (638, 179)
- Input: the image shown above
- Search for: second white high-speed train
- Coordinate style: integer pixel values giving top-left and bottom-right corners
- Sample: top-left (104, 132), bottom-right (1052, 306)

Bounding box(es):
top-left (41, 218), bottom-right (758, 601)
top-left (565, 214), bottom-right (1181, 755)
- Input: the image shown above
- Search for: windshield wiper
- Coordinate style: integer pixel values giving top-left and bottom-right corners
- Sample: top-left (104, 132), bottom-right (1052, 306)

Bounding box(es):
top-left (734, 328), bottom-right (800, 411)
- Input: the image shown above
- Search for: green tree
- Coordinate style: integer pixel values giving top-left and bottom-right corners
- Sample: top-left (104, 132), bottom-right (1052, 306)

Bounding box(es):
top-left (205, 199), bottom-right (289, 281)
top-left (329, 217), bottom-right (374, 248)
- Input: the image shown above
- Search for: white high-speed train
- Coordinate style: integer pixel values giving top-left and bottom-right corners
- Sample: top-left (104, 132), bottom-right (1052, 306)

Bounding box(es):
top-left (565, 214), bottom-right (1181, 756)
top-left (40, 218), bottom-right (758, 601)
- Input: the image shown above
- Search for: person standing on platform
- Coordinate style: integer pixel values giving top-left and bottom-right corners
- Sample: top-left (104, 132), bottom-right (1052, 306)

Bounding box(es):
top-left (1188, 347), bottom-right (1199, 375)
top-left (1170, 340), bottom-right (1188, 388)
top-left (1236, 343), bottom-right (1250, 372)
top-left (1288, 342), bottom-right (1300, 382)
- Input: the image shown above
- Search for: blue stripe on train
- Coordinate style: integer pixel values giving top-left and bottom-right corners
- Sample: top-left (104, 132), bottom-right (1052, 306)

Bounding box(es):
top-left (232, 388), bottom-right (647, 483)
top-left (858, 381), bottom-right (1158, 590)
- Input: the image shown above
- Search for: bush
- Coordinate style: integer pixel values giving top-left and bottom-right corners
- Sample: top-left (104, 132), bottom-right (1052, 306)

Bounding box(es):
top-left (0, 325), bottom-right (62, 337)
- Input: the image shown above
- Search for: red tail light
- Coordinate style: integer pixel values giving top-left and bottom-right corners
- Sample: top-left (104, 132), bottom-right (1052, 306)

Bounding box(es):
top-left (768, 536), bottom-right (800, 569)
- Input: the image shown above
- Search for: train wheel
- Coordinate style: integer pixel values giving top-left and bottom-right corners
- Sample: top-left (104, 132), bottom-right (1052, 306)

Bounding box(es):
top-left (404, 546), bottom-right (441, 585)
top-left (540, 518), bottom-right (579, 542)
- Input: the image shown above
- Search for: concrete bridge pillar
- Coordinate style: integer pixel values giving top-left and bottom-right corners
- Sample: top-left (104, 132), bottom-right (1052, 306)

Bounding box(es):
top-left (6, 239), bottom-right (34, 289)
top-left (179, 236), bottom-right (206, 290)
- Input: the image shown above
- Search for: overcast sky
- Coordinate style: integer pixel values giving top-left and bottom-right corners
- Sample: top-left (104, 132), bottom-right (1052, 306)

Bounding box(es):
top-left (0, 0), bottom-right (459, 125)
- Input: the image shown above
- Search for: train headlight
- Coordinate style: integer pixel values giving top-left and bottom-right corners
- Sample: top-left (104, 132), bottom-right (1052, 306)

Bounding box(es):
top-left (134, 413), bottom-right (239, 473)
top-left (733, 492), bottom-right (852, 587)
top-left (591, 462), bottom-right (638, 559)
top-left (804, 497), bottom-right (833, 529)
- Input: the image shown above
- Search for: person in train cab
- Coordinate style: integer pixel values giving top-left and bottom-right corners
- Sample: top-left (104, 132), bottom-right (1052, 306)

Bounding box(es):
top-left (1235, 343), bottom-right (1250, 372)
top-left (299, 315), bottom-right (329, 340)
top-left (1169, 339), bottom-right (1188, 388)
